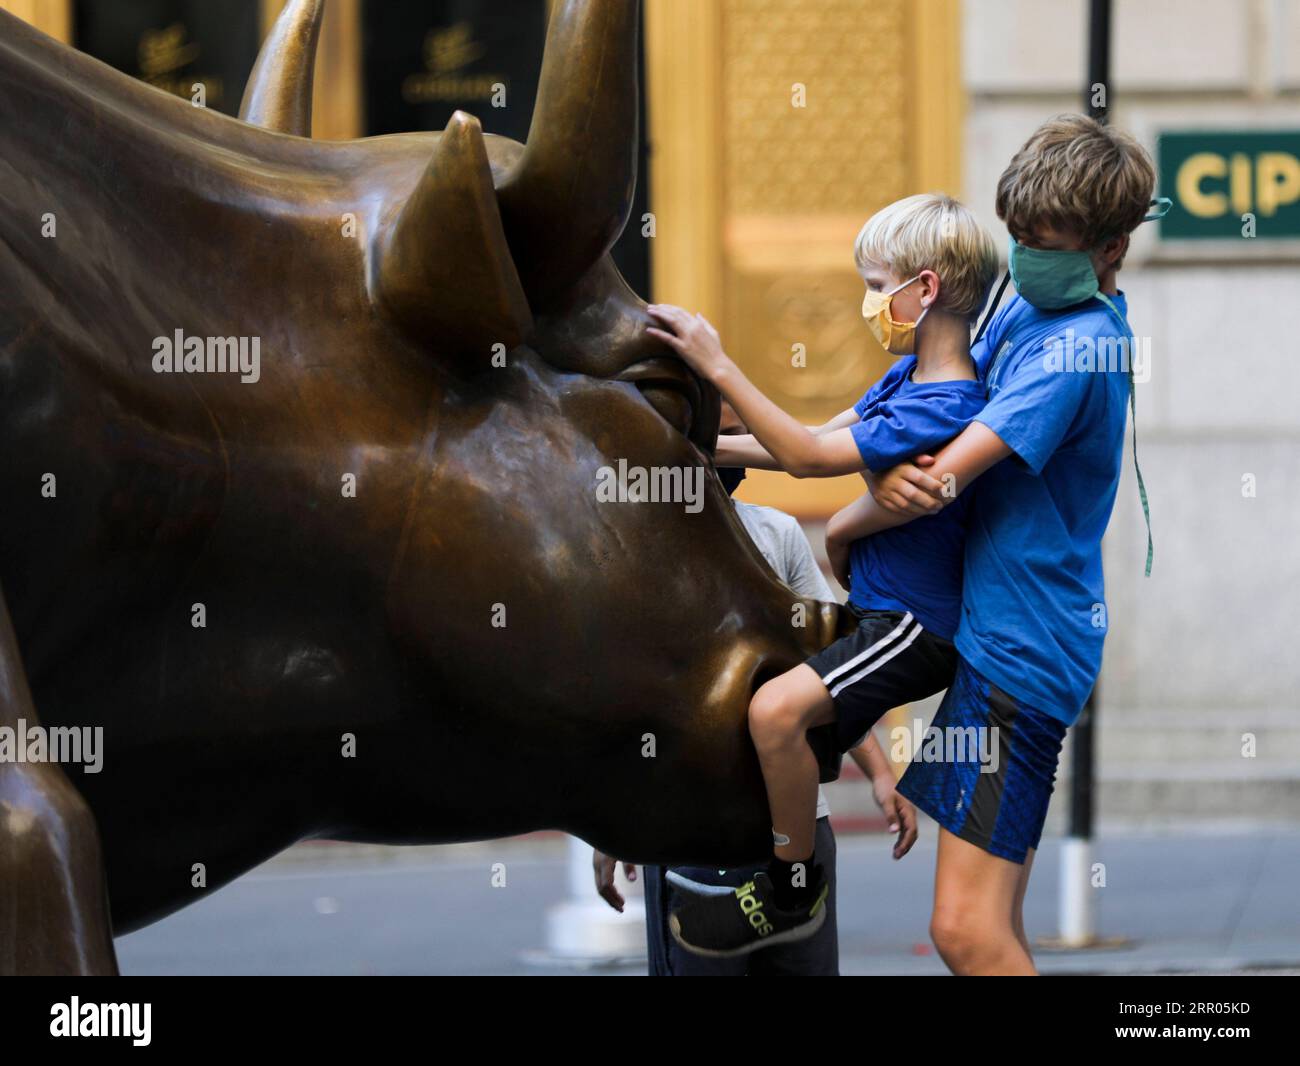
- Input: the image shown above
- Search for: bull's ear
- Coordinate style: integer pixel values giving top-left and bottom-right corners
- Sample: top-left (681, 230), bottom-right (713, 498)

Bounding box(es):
top-left (372, 112), bottom-right (534, 363)
top-left (496, 0), bottom-right (640, 310)
top-left (239, 0), bottom-right (324, 136)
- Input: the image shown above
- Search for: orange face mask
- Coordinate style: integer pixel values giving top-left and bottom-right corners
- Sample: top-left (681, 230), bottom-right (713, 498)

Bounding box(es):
top-left (861, 275), bottom-right (929, 355)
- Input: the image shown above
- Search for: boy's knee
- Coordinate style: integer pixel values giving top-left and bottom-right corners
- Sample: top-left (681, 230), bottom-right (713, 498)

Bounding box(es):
top-left (930, 910), bottom-right (1013, 974)
top-left (747, 681), bottom-right (808, 748)
top-left (930, 911), bottom-right (960, 951)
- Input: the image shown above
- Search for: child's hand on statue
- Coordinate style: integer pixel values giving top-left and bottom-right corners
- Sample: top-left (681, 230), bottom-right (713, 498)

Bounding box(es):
top-left (645, 304), bottom-right (732, 384)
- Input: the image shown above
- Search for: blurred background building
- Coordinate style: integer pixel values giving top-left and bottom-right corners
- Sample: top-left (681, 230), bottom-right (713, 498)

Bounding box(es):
top-left (4, 0), bottom-right (1296, 834)
top-left (961, 0), bottom-right (1300, 827)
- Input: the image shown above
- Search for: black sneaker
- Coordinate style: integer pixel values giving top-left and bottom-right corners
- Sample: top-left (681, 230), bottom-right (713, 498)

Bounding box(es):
top-left (668, 870), bottom-right (828, 958)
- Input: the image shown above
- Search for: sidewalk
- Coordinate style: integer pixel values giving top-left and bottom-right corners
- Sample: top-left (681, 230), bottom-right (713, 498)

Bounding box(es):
top-left (116, 825), bottom-right (1300, 975)
top-left (834, 825), bottom-right (1300, 975)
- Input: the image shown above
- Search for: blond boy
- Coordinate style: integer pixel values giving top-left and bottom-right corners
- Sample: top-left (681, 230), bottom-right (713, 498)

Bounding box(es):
top-left (645, 192), bottom-right (999, 956)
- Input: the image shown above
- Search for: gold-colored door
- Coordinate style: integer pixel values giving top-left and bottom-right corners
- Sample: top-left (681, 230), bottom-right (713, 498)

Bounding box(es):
top-left (647, 0), bottom-right (963, 517)
top-left (0, 0), bottom-right (69, 39)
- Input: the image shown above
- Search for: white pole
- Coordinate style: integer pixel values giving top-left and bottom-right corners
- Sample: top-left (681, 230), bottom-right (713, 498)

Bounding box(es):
top-left (1057, 836), bottom-right (1095, 946)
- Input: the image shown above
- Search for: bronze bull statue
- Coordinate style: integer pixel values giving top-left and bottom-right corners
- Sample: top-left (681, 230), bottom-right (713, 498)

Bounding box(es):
top-left (0, 0), bottom-right (851, 974)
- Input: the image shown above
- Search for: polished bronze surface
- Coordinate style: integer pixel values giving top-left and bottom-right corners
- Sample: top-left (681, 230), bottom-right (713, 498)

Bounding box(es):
top-left (239, 0), bottom-right (323, 136)
top-left (0, 0), bottom-right (851, 973)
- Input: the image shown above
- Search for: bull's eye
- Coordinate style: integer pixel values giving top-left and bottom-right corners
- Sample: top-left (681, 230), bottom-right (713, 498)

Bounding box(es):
top-left (616, 358), bottom-right (700, 438)
top-left (636, 384), bottom-right (695, 435)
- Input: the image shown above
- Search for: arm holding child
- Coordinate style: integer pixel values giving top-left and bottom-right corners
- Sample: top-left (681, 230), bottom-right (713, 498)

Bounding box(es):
top-left (824, 491), bottom-right (915, 589)
top-left (870, 422), bottom-right (1013, 516)
top-left (829, 418), bottom-right (999, 588)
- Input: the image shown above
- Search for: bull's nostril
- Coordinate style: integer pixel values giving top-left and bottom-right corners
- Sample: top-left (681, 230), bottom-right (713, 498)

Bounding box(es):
top-left (615, 357), bottom-right (703, 440)
top-left (635, 383), bottom-right (695, 437)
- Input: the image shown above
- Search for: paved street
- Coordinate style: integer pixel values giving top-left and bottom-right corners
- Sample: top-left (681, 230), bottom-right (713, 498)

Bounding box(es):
top-left (115, 825), bottom-right (1300, 976)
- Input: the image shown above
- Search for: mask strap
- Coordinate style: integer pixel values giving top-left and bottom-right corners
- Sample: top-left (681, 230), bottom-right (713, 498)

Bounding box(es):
top-left (1113, 196), bottom-right (1169, 577)
top-left (1095, 198), bottom-right (1172, 250)
top-left (886, 274), bottom-right (931, 329)
top-left (1097, 293), bottom-right (1153, 576)
top-left (973, 271), bottom-right (1011, 345)
top-left (1143, 196), bottom-right (1173, 223)
top-left (1128, 368), bottom-right (1154, 577)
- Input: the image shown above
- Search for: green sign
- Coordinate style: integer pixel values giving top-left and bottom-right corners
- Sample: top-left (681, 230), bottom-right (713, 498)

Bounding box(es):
top-left (1158, 130), bottom-right (1300, 239)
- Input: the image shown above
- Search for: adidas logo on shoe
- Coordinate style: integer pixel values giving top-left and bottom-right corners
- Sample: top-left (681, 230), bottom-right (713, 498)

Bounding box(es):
top-left (734, 880), bottom-right (774, 937)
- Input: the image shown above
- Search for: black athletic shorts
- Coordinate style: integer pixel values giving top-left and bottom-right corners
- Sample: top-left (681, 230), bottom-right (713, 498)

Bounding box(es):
top-left (805, 604), bottom-right (958, 754)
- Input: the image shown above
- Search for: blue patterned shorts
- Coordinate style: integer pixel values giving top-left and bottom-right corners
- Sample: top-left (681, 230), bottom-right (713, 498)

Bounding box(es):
top-left (897, 656), bottom-right (1068, 864)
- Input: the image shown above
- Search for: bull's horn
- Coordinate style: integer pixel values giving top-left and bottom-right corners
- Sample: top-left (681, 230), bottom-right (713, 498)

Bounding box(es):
top-left (373, 111), bottom-right (534, 360)
top-left (238, 0), bottom-right (325, 136)
top-left (496, 0), bottom-right (640, 308)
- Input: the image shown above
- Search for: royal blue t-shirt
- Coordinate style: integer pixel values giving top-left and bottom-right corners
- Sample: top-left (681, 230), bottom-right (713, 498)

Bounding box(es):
top-left (847, 356), bottom-right (987, 639)
top-left (957, 292), bottom-right (1133, 724)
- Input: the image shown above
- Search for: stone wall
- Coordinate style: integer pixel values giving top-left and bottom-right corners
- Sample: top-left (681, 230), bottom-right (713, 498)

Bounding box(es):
top-left (960, 0), bottom-right (1300, 821)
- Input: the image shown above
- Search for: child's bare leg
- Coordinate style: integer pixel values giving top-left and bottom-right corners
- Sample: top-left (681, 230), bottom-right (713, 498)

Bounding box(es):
top-left (666, 664), bottom-right (841, 956)
top-left (748, 664), bottom-right (835, 865)
top-left (930, 828), bottom-right (1037, 975)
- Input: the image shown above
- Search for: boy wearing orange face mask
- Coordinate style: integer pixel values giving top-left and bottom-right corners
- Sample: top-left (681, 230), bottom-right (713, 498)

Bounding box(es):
top-left (646, 192), bottom-right (999, 957)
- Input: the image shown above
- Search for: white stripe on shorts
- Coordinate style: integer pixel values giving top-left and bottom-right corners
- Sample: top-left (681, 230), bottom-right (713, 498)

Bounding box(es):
top-left (820, 611), bottom-right (914, 687)
top-left (828, 620), bottom-right (924, 699)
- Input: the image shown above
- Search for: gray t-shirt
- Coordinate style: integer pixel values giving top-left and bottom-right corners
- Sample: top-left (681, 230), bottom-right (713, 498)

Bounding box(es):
top-left (733, 500), bottom-right (833, 820)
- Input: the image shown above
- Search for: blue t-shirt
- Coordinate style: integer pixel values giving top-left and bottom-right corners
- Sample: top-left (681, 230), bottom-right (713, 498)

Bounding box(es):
top-left (847, 356), bottom-right (987, 639)
top-left (956, 292), bottom-right (1133, 724)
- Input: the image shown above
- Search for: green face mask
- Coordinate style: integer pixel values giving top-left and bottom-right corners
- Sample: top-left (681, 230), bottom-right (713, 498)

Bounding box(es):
top-left (1007, 237), bottom-right (1099, 310)
top-left (1007, 197), bottom-right (1173, 310)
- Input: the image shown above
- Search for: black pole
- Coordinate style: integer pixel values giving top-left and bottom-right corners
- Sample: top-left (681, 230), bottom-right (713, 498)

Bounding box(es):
top-left (1070, 704), bottom-right (1096, 841)
top-left (1069, 0), bottom-right (1111, 847)
top-left (1086, 0), bottom-right (1111, 123)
